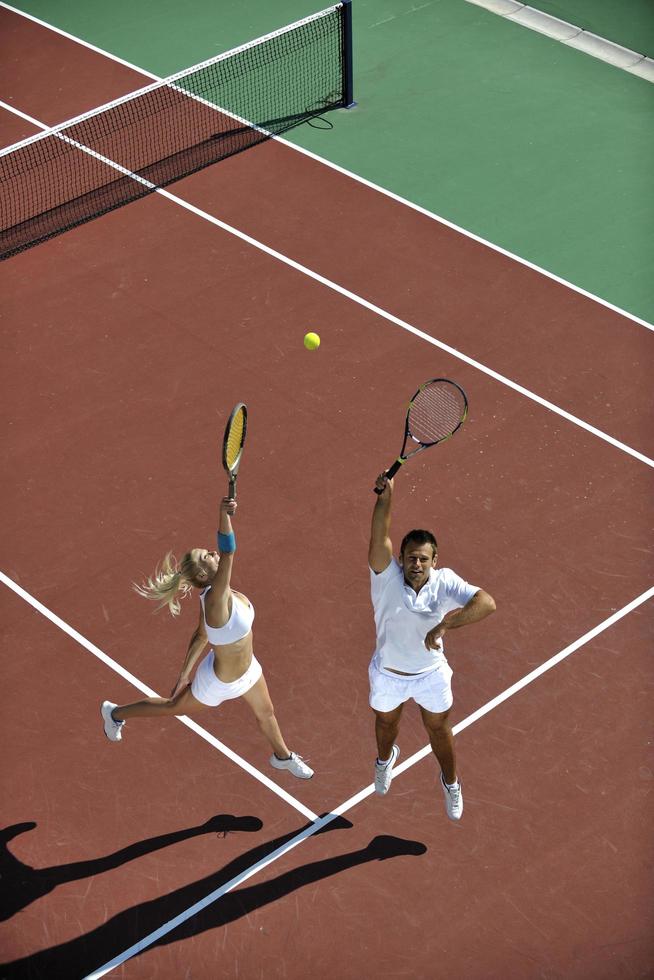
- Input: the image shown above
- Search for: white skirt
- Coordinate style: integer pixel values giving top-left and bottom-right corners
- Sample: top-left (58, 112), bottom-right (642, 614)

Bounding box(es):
top-left (191, 651), bottom-right (263, 707)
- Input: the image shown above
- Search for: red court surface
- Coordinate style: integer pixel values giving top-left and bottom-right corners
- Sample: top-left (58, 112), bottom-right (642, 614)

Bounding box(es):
top-left (1, 6), bottom-right (653, 979)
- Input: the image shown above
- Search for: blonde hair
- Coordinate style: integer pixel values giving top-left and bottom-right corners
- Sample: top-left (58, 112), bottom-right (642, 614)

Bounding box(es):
top-left (133, 551), bottom-right (203, 617)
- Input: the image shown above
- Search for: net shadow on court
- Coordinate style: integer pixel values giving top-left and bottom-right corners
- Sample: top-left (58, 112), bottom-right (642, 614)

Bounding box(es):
top-left (0, 3), bottom-right (352, 261)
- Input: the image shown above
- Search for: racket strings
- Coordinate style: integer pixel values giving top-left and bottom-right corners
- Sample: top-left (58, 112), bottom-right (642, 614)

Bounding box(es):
top-left (408, 382), bottom-right (467, 444)
top-left (225, 410), bottom-right (245, 469)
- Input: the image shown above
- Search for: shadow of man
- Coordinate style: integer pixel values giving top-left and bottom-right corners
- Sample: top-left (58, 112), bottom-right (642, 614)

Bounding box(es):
top-left (0, 814), bottom-right (262, 922)
top-left (1, 816), bottom-right (426, 979)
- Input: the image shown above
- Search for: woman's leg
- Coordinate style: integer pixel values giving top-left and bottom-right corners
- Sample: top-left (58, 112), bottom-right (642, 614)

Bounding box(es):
top-left (112, 686), bottom-right (208, 722)
top-left (240, 675), bottom-right (290, 758)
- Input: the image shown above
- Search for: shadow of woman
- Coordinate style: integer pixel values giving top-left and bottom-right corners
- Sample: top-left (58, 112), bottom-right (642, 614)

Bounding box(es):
top-left (1, 816), bottom-right (425, 979)
top-left (0, 814), bottom-right (262, 922)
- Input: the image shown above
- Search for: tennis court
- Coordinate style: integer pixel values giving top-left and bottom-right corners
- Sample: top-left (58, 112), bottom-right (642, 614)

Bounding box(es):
top-left (1, 2), bottom-right (652, 978)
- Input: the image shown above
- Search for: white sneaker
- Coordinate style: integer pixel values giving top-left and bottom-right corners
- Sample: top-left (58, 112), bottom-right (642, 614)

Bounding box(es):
top-left (101, 701), bottom-right (125, 742)
top-left (270, 752), bottom-right (314, 779)
top-left (374, 745), bottom-right (400, 795)
top-left (440, 773), bottom-right (463, 820)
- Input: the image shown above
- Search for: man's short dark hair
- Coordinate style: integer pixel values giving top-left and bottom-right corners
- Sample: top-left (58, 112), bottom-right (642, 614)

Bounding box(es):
top-left (400, 529), bottom-right (438, 558)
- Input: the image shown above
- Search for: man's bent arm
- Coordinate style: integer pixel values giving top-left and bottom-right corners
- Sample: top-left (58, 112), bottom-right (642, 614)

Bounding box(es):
top-left (444, 590), bottom-right (496, 629)
top-left (425, 589), bottom-right (496, 649)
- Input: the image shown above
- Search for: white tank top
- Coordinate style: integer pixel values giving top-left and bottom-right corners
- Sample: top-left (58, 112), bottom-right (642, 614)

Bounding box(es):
top-left (199, 587), bottom-right (254, 646)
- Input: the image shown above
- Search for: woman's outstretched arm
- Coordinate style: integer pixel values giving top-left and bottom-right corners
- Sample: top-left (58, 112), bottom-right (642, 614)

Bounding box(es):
top-left (203, 496), bottom-right (238, 625)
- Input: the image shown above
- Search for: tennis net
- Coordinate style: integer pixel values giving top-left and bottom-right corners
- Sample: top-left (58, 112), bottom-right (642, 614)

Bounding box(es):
top-left (0, 2), bottom-right (353, 261)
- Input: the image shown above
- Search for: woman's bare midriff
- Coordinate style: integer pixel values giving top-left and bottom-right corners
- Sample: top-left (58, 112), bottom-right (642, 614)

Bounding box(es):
top-left (210, 591), bottom-right (254, 683)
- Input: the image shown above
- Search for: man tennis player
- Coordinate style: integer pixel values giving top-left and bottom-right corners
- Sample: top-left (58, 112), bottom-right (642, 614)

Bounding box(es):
top-left (368, 473), bottom-right (496, 819)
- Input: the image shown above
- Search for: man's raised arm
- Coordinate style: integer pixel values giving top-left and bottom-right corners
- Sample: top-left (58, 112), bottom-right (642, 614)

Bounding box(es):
top-left (369, 474), bottom-right (394, 574)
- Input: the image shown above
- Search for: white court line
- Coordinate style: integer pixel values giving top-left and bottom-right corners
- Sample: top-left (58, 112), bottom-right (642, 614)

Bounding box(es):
top-left (1, 7), bottom-right (651, 970)
top-left (152, 190), bottom-right (654, 470)
top-left (0, 100), bottom-right (53, 127)
top-left (1, 0), bottom-right (652, 333)
top-left (0, 571), bottom-right (319, 823)
top-left (85, 584), bottom-right (654, 978)
top-left (1, 101), bottom-right (652, 471)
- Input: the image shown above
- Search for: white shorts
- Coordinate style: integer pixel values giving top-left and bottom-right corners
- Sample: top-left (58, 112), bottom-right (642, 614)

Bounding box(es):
top-left (368, 655), bottom-right (453, 714)
top-left (191, 651), bottom-right (263, 707)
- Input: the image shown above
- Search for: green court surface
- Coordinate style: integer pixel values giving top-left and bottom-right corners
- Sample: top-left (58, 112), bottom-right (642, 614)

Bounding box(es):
top-left (6, 0), bottom-right (654, 324)
top-left (524, 0), bottom-right (654, 56)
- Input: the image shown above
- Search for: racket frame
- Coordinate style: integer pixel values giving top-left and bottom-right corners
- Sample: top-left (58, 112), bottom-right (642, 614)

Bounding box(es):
top-left (222, 402), bottom-right (248, 499)
top-left (375, 378), bottom-right (468, 493)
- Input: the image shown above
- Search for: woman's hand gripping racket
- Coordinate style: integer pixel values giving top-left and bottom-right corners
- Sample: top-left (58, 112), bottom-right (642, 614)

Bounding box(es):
top-left (222, 402), bottom-right (248, 500)
top-left (374, 379), bottom-right (468, 493)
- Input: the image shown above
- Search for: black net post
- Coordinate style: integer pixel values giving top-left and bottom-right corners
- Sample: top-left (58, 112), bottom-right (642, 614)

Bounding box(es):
top-left (342, 0), bottom-right (356, 107)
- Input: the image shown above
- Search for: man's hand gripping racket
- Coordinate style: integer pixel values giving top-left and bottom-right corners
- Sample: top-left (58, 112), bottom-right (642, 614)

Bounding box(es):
top-left (374, 379), bottom-right (468, 493)
top-left (222, 402), bottom-right (248, 500)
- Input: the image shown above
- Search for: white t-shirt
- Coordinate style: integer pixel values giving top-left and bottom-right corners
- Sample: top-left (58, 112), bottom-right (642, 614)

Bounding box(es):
top-left (370, 559), bottom-right (479, 675)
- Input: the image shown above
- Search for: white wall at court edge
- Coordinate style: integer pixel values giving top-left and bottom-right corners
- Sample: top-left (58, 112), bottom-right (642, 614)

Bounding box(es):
top-left (464, 0), bottom-right (654, 81)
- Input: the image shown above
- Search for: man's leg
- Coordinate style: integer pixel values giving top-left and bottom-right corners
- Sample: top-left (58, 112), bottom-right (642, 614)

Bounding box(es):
top-left (419, 707), bottom-right (455, 782)
top-left (374, 704), bottom-right (404, 762)
top-left (419, 706), bottom-right (463, 820)
top-left (372, 704), bottom-right (403, 795)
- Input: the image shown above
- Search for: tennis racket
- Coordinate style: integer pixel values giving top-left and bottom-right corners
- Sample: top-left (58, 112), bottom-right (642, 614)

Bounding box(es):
top-left (222, 402), bottom-right (248, 500)
top-left (374, 379), bottom-right (468, 493)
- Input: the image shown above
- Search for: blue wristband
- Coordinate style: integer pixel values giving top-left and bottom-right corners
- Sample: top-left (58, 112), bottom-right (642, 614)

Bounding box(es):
top-left (218, 530), bottom-right (236, 553)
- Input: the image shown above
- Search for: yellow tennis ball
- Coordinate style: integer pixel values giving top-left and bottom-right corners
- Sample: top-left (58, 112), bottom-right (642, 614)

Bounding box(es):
top-left (303, 331), bottom-right (320, 350)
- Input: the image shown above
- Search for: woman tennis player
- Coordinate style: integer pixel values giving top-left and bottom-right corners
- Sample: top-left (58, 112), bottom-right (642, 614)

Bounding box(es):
top-left (100, 495), bottom-right (313, 779)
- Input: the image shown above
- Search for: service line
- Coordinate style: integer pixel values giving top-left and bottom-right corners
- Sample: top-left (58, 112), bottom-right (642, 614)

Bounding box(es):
top-left (0, 97), bottom-right (651, 471)
top-left (154, 187), bottom-right (654, 470)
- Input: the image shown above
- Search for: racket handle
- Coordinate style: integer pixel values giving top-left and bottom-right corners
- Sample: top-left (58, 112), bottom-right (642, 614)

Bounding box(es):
top-left (385, 459), bottom-right (402, 480)
top-left (373, 459), bottom-right (402, 494)
top-left (228, 477), bottom-right (236, 500)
